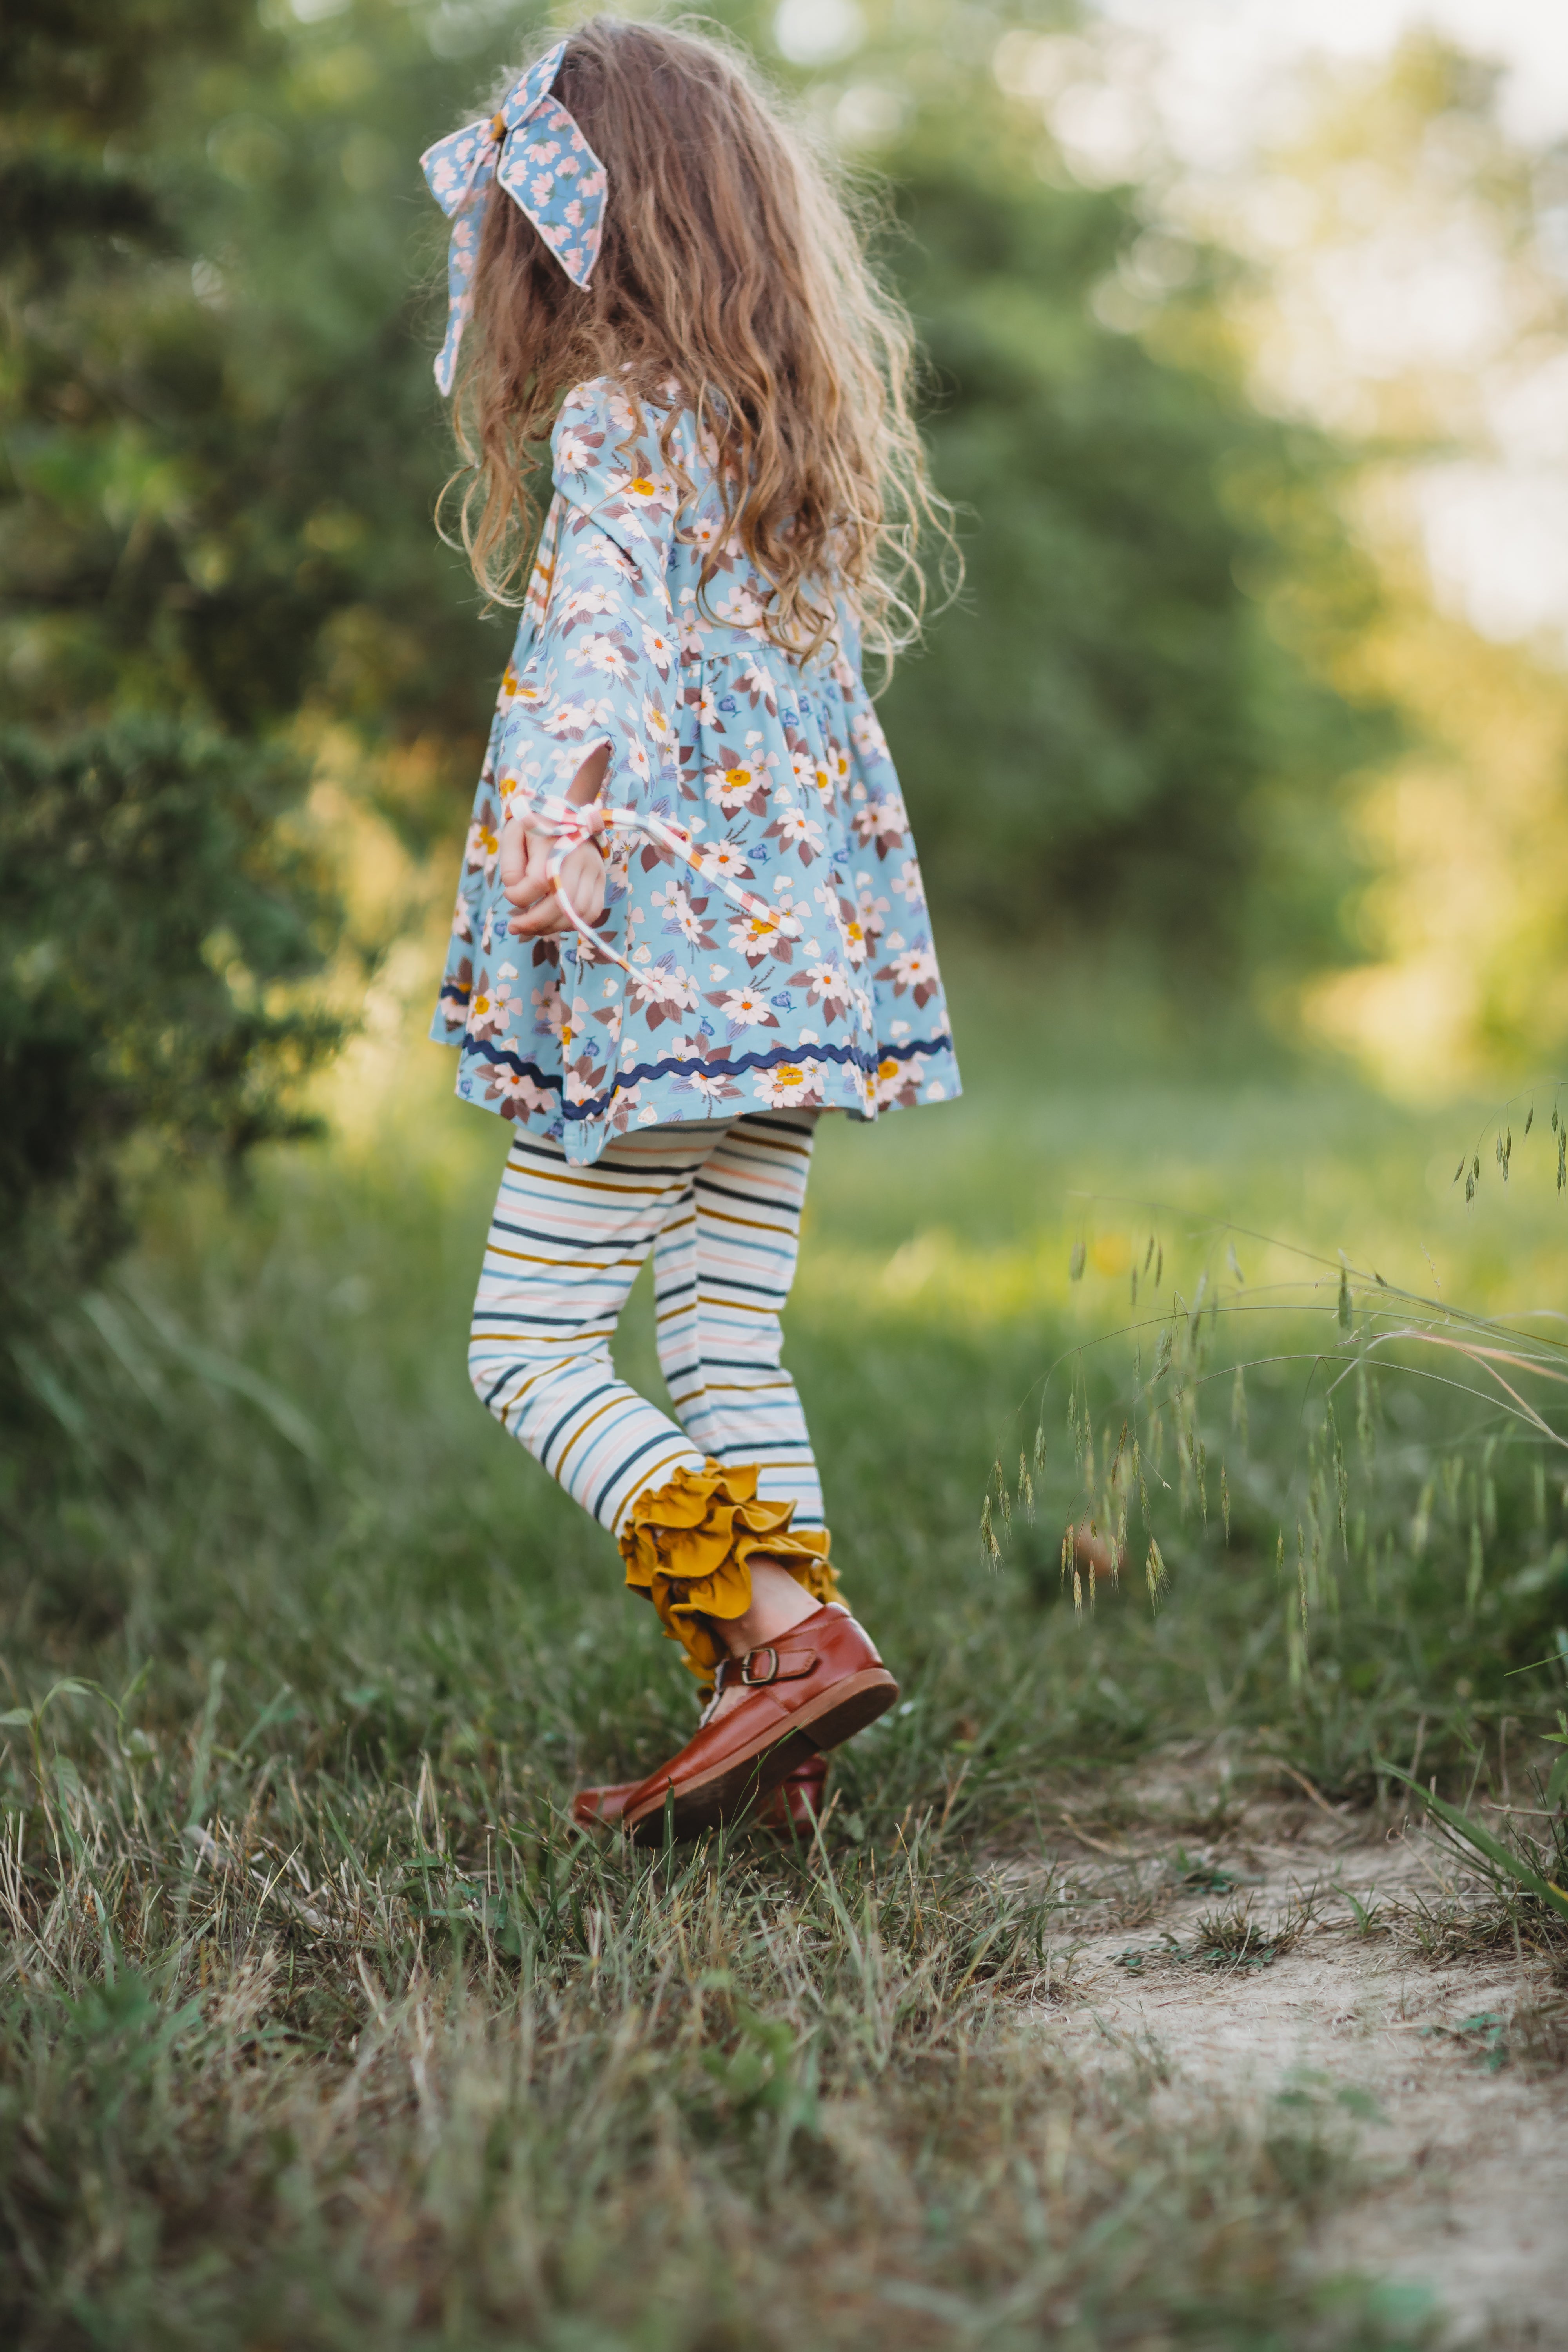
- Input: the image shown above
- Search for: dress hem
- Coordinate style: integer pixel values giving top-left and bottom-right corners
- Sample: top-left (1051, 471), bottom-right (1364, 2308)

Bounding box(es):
top-left (431, 1014), bottom-right (960, 1163)
top-left (435, 1021), bottom-right (955, 1120)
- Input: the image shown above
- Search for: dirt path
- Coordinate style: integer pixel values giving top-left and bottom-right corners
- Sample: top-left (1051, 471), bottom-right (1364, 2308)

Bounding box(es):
top-left (1032, 1774), bottom-right (1568, 2347)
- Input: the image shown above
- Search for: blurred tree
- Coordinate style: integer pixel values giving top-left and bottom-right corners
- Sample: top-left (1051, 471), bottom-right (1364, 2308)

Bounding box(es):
top-left (0, 0), bottom-right (537, 1440)
top-left (823, 15), bottom-right (1393, 962)
top-left (0, 0), bottom-right (519, 760)
top-left (0, 722), bottom-right (339, 1290)
top-left (1223, 33), bottom-right (1568, 1088)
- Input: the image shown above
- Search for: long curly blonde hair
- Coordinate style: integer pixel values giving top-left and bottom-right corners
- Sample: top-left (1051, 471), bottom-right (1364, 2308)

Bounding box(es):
top-left (444, 15), bottom-right (949, 668)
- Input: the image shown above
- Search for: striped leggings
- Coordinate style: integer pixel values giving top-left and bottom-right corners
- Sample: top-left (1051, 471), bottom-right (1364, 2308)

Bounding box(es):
top-left (468, 1112), bottom-right (822, 1542)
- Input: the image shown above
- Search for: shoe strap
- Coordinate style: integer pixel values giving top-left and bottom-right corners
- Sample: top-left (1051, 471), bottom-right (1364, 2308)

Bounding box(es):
top-left (713, 1642), bottom-right (817, 1694)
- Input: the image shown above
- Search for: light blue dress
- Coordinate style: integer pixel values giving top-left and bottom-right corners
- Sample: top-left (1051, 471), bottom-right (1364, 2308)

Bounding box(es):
top-left (432, 376), bottom-right (960, 1164)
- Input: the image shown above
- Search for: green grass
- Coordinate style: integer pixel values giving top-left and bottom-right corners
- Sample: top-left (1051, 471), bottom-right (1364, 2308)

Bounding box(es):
top-left (2, 940), bottom-right (1565, 2347)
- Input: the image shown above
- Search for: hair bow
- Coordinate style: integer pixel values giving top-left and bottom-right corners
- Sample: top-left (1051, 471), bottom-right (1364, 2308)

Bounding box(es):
top-left (421, 38), bottom-right (606, 395)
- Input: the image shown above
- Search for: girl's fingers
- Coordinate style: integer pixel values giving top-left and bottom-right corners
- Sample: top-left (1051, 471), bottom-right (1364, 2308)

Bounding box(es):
top-left (502, 835), bottom-right (554, 909)
top-left (507, 895), bottom-right (563, 936)
top-left (497, 815), bottom-right (531, 893)
top-left (508, 849), bottom-right (605, 936)
top-left (502, 808), bottom-right (609, 907)
top-left (515, 856), bottom-right (611, 936)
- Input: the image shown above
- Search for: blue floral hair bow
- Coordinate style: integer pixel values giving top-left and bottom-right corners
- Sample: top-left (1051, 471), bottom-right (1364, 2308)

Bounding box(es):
top-left (421, 38), bottom-right (606, 395)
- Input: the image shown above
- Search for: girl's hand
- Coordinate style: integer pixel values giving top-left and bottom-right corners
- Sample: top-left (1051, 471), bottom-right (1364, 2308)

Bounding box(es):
top-left (499, 811), bottom-right (609, 939)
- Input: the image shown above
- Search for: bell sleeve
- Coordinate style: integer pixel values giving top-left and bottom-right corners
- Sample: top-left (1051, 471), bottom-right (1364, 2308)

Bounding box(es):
top-left (490, 378), bottom-right (682, 827)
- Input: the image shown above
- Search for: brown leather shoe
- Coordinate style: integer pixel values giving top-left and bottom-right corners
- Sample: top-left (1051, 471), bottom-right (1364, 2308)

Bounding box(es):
top-left (619, 1603), bottom-right (896, 1844)
top-left (573, 1751), bottom-right (828, 1833)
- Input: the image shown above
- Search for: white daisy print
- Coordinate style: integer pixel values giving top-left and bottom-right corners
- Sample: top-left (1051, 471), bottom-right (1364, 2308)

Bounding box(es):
top-left (562, 582), bottom-right (617, 619)
top-left (641, 622), bottom-right (674, 671)
top-left (887, 946), bottom-right (939, 1000)
top-left (798, 960), bottom-right (849, 1015)
top-left (630, 962), bottom-right (699, 1016)
top-left (851, 706), bottom-right (889, 761)
top-left (682, 1069), bottom-right (741, 1106)
top-left (577, 635), bottom-right (632, 682)
top-left (699, 841), bottom-right (753, 882)
top-left (728, 909), bottom-right (787, 963)
top-left (752, 1063), bottom-right (818, 1109)
top-left (717, 986), bottom-right (777, 1027)
top-left (770, 806), bottom-right (826, 860)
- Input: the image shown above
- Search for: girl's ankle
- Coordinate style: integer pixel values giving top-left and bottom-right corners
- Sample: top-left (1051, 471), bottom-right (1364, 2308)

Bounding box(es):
top-left (717, 1557), bottom-right (823, 1657)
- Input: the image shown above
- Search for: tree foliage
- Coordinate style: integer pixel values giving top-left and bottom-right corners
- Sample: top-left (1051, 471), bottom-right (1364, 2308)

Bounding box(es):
top-left (0, 722), bottom-right (338, 1280)
top-left (853, 44), bottom-right (1391, 955)
top-left (0, 0), bottom-right (510, 1419)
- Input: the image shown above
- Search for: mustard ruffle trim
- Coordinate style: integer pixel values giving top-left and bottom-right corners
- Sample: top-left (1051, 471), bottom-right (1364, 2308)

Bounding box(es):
top-left (617, 1460), bottom-right (840, 1677)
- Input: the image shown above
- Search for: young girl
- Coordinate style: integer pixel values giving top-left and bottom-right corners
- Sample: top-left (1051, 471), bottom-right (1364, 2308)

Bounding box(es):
top-left (423, 17), bottom-right (958, 1839)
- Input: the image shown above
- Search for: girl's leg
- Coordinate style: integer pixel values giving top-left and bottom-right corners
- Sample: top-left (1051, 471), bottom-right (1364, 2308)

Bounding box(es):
top-left (468, 1125), bottom-right (715, 1535)
top-left (651, 1110), bottom-right (824, 1531)
top-left (483, 1114), bottom-right (898, 1837)
top-left (469, 1120), bottom-right (835, 1678)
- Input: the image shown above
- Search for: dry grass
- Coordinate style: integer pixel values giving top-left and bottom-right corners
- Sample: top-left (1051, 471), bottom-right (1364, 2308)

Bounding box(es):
top-left (0, 1727), bottom-right (1433, 2352)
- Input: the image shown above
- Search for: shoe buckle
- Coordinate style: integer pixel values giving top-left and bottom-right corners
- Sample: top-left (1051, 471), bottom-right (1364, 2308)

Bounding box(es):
top-left (740, 1645), bottom-right (780, 1687)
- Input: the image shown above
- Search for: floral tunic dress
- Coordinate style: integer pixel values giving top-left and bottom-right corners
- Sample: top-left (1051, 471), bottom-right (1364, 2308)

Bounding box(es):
top-left (431, 376), bottom-right (960, 1165)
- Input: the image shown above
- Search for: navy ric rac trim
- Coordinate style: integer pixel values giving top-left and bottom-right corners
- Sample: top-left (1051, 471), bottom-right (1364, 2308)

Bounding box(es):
top-left (459, 1030), bottom-right (954, 1124)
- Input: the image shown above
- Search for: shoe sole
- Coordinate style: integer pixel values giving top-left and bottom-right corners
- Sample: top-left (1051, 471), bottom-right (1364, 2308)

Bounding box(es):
top-left (572, 1790), bottom-right (630, 1828)
top-left (624, 1666), bottom-right (898, 1844)
top-left (574, 1774), bottom-right (827, 1834)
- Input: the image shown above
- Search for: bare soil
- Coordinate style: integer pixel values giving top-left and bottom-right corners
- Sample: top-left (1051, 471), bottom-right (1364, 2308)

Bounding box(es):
top-left (1031, 1760), bottom-right (1568, 2348)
